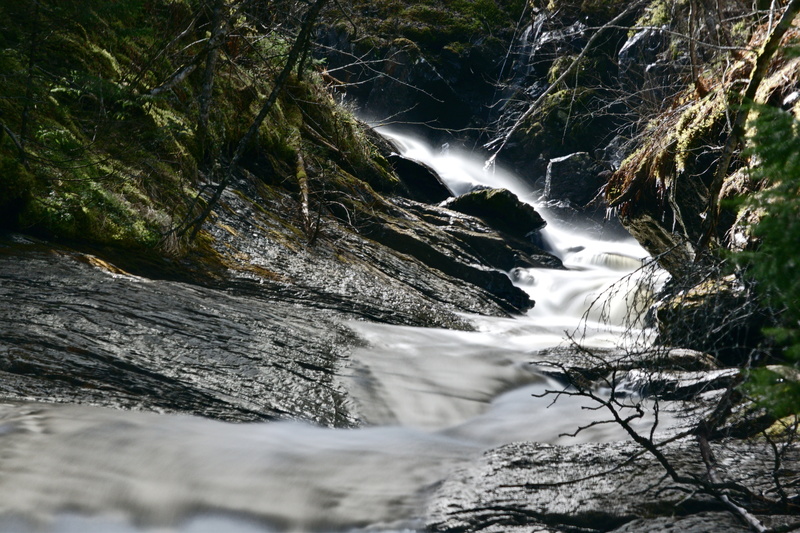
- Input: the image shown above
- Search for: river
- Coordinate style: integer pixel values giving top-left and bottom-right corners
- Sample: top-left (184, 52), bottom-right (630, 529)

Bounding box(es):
top-left (0, 132), bottom-right (669, 533)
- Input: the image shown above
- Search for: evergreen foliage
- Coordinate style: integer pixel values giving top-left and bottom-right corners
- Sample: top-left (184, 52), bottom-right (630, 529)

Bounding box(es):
top-left (737, 102), bottom-right (800, 416)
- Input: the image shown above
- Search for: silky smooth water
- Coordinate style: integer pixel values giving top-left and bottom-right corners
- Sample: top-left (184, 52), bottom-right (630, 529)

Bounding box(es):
top-left (0, 132), bottom-right (669, 533)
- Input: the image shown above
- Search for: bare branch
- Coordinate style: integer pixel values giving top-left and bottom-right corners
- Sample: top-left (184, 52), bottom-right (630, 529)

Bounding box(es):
top-left (484, 0), bottom-right (647, 167)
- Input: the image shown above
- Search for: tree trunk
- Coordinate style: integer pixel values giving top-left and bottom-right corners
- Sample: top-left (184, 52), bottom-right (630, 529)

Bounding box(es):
top-left (187, 0), bottom-right (330, 240)
top-left (197, 0), bottom-right (227, 166)
top-left (20, 0), bottom-right (42, 165)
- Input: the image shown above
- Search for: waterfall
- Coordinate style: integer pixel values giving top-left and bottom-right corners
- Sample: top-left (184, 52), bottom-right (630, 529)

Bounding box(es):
top-left (0, 132), bottom-right (671, 533)
top-left (380, 128), bottom-right (668, 335)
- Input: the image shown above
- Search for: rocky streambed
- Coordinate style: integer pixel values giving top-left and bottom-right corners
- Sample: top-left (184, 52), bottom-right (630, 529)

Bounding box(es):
top-left (0, 134), bottom-right (795, 533)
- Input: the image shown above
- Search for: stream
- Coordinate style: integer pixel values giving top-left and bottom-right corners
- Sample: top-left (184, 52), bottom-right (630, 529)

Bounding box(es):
top-left (0, 132), bottom-right (669, 533)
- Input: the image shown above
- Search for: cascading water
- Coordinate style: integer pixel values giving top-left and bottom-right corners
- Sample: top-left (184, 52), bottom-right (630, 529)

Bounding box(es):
top-left (0, 132), bottom-right (669, 533)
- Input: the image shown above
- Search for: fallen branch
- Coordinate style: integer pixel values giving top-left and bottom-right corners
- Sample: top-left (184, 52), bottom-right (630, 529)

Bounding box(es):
top-left (697, 433), bottom-right (768, 532)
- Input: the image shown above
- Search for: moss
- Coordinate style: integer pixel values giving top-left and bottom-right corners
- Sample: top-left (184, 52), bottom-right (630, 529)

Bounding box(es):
top-left (346, 0), bottom-right (524, 66)
top-left (519, 88), bottom-right (601, 152)
top-left (632, 0), bottom-right (685, 33)
top-left (546, 54), bottom-right (603, 87)
top-left (0, 155), bottom-right (35, 227)
top-left (0, 0), bottom-right (416, 259)
top-left (672, 90), bottom-right (727, 175)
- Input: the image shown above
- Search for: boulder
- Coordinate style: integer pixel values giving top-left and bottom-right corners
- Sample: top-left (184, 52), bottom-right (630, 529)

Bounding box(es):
top-left (655, 274), bottom-right (768, 366)
top-left (618, 27), bottom-right (669, 92)
top-left (544, 152), bottom-right (605, 207)
top-left (443, 188), bottom-right (546, 239)
top-left (387, 154), bottom-right (452, 204)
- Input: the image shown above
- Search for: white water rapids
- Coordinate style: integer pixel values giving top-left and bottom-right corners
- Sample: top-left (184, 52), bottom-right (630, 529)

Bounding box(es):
top-left (0, 132), bottom-right (669, 533)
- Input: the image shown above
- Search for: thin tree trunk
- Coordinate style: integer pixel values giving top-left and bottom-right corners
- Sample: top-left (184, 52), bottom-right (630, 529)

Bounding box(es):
top-left (187, 0), bottom-right (330, 240)
top-left (296, 150), bottom-right (311, 230)
top-left (689, 0), bottom-right (707, 97)
top-left (149, 1), bottom-right (236, 97)
top-left (128, 12), bottom-right (200, 90)
top-left (699, 0), bottom-right (800, 250)
top-left (197, 0), bottom-right (227, 165)
top-left (20, 0), bottom-right (42, 165)
top-left (150, 63), bottom-right (199, 96)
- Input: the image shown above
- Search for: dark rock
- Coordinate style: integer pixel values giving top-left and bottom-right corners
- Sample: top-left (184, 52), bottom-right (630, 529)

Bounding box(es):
top-left (601, 135), bottom-right (631, 171)
top-left (538, 198), bottom-right (633, 241)
top-left (444, 225), bottom-right (563, 271)
top-left (443, 188), bottom-right (546, 239)
top-left (655, 275), bottom-right (768, 366)
top-left (525, 20), bottom-right (589, 79)
top-left (387, 154), bottom-right (453, 204)
top-left (618, 26), bottom-right (688, 106)
top-left (618, 27), bottom-right (669, 92)
top-left (609, 512), bottom-right (749, 532)
top-left (361, 218), bottom-right (533, 314)
top-left (544, 152), bottom-right (605, 207)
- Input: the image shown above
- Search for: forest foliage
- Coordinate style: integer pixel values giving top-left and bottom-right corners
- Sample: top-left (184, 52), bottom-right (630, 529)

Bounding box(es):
top-left (0, 0), bottom-right (395, 251)
top-left (736, 102), bottom-right (800, 416)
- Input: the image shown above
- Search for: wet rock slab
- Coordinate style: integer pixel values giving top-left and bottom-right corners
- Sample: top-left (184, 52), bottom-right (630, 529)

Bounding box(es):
top-left (425, 438), bottom-right (797, 533)
top-left (0, 171), bottom-right (561, 425)
top-left (0, 244), bottom-right (356, 425)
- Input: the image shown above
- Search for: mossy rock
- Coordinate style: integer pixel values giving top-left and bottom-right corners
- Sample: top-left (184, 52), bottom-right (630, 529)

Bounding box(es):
top-left (443, 188), bottom-right (545, 239)
top-left (655, 274), bottom-right (767, 366)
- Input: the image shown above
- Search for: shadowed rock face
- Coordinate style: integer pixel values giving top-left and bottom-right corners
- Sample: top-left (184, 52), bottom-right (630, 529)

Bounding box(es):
top-left (544, 152), bottom-right (605, 207)
top-left (388, 154), bottom-right (454, 204)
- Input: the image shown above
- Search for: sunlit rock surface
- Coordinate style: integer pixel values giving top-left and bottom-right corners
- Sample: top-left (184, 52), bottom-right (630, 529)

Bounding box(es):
top-left (426, 439), bottom-right (798, 533)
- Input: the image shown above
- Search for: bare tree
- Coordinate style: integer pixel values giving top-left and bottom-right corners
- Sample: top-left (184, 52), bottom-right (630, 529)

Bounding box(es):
top-left (185, 0), bottom-right (330, 240)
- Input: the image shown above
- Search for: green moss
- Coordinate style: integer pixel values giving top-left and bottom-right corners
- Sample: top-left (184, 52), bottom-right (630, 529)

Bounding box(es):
top-left (632, 0), bottom-right (684, 32)
top-left (0, 0), bottom-right (414, 256)
top-left (546, 54), bottom-right (601, 86)
top-left (670, 91), bottom-right (727, 176)
top-left (522, 88), bottom-right (598, 142)
top-left (0, 155), bottom-right (35, 217)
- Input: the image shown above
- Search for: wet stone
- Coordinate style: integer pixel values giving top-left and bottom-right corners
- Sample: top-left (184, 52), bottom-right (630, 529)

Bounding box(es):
top-left (0, 245), bottom-right (355, 425)
top-left (425, 439), bottom-right (798, 533)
